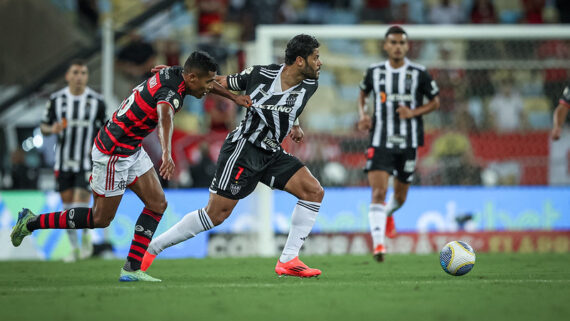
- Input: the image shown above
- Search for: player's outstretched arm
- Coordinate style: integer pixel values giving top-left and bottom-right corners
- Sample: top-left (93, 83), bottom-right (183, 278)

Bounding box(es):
top-left (210, 80), bottom-right (252, 108)
top-left (157, 103), bottom-right (175, 180)
top-left (552, 103), bottom-right (569, 140)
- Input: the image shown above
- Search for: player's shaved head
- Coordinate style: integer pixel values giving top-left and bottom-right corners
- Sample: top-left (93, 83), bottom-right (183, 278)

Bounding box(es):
top-left (285, 34), bottom-right (320, 65)
top-left (183, 51), bottom-right (218, 76)
top-left (385, 25), bottom-right (407, 39)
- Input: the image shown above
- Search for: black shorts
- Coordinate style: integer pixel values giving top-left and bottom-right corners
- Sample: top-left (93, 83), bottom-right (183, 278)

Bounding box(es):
top-left (210, 138), bottom-right (304, 200)
top-left (55, 170), bottom-right (91, 192)
top-left (364, 147), bottom-right (417, 183)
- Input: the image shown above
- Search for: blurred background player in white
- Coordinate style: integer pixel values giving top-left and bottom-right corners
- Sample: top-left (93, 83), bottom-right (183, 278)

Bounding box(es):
top-left (40, 59), bottom-right (106, 262)
top-left (357, 26), bottom-right (440, 262)
top-left (551, 84), bottom-right (570, 140)
top-left (142, 34), bottom-right (324, 278)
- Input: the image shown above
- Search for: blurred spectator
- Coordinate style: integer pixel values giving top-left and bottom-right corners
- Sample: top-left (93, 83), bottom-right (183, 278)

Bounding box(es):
top-left (470, 0), bottom-right (497, 23)
top-left (536, 39), bottom-right (570, 108)
top-left (360, 0), bottom-right (391, 23)
top-left (189, 142), bottom-right (217, 187)
top-left (488, 78), bottom-right (527, 132)
top-left (198, 0), bottom-right (227, 37)
top-left (77, 0), bottom-right (99, 33)
top-left (10, 148), bottom-right (38, 189)
top-left (521, 0), bottom-right (545, 23)
top-left (556, 0), bottom-right (570, 23)
top-left (428, 0), bottom-right (465, 24)
top-left (391, 0), bottom-right (426, 24)
top-left (204, 94), bottom-right (237, 134)
top-left (116, 33), bottom-right (156, 88)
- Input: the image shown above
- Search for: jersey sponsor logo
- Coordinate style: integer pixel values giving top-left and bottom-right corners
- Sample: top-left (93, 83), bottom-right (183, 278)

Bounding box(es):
top-left (387, 135), bottom-right (406, 145)
top-left (386, 93), bottom-right (413, 102)
top-left (173, 99), bottom-right (180, 109)
top-left (135, 225), bottom-right (144, 232)
top-left (262, 137), bottom-right (279, 150)
top-left (165, 90), bottom-right (176, 102)
top-left (149, 75), bottom-right (158, 88)
top-left (257, 104), bottom-right (293, 113)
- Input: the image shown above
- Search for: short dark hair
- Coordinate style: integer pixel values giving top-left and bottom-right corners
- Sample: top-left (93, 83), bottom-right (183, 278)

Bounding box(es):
top-left (183, 51), bottom-right (218, 75)
top-left (68, 59), bottom-right (87, 70)
top-left (385, 25), bottom-right (407, 39)
top-left (284, 34), bottom-right (320, 65)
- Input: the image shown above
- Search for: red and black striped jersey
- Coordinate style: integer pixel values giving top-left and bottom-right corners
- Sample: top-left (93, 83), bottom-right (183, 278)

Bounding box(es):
top-left (95, 67), bottom-right (186, 156)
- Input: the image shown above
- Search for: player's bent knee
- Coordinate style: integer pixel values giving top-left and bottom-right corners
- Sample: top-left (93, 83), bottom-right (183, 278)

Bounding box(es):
top-left (303, 183), bottom-right (324, 203)
top-left (93, 215), bottom-right (112, 228)
top-left (147, 198), bottom-right (167, 214)
top-left (372, 188), bottom-right (387, 203)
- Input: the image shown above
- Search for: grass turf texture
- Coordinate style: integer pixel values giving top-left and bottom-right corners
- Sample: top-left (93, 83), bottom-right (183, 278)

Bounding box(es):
top-left (2, 253), bottom-right (569, 321)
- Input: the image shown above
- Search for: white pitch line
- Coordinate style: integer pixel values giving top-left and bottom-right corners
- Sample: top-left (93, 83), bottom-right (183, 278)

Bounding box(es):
top-left (3, 279), bottom-right (570, 293)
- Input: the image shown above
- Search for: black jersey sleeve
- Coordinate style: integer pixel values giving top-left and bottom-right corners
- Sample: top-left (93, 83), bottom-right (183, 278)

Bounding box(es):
top-left (359, 68), bottom-right (373, 94)
top-left (41, 98), bottom-right (57, 125)
top-left (419, 69), bottom-right (439, 100)
top-left (560, 85), bottom-right (570, 107)
top-left (226, 66), bottom-right (256, 91)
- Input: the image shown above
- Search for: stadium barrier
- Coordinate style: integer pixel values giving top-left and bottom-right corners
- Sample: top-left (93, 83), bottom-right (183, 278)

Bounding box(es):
top-left (1, 186), bottom-right (569, 260)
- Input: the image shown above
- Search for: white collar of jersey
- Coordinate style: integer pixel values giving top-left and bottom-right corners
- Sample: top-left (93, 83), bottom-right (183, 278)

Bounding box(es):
top-left (269, 64), bottom-right (300, 94)
top-left (385, 57), bottom-right (409, 72)
top-left (65, 86), bottom-right (89, 98)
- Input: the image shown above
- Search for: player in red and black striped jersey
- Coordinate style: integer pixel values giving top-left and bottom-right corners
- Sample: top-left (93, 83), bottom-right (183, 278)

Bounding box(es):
top-left (11, 51), bottom-right (251, 282)
top-left (551, 84), bottom-right (570, 140)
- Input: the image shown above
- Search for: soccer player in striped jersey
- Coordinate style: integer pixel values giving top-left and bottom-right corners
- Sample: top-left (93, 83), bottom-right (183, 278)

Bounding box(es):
top-left (551, 84), bottom-right (570, 140)
top-left (40, 59), bottom-right (106, 261)
top-left (11, 51), bottom-right (251, 282)
top-left (141, 34), bottom-right (324, 278)
top-left (358, 26), bottom-right (440, 262)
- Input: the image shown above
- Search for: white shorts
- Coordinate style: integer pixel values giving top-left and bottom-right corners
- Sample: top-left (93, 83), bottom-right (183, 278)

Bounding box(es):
top-left (90, 146), bottom-right (154, 197)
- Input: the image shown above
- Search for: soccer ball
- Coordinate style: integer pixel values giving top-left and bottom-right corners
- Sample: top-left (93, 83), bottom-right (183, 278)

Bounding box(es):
top-left (439, 241), bottom-right (476, 276)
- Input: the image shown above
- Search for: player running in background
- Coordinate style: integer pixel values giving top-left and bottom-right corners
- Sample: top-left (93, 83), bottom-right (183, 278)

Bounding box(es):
top-left (551, 84), bottom-right (570, 140)
top-left (357, 26), bottom-right (440, 262)
top-left (40, 59), bottom-right (106, 261)
top-left (141, 34), bottom-right (324, 278)
top-left (11, 51), bottom-right (251, 282)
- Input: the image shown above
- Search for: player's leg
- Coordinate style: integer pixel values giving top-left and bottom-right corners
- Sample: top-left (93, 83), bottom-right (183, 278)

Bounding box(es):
top-left (143, 138), bottom-right (256, 272)
top-left (11, 147), bottom-right (124, 247)
top-left (73, 186), bottom-right (94, 259)
top-left (261, 150), bottom-right (323, 277)
top-left (385, 148), bottom-right (416, 239)
top-left (367, 170), bottom-right (391, 261)
top-left (60, 185), bottom-right (80, 262)
top-left (142, 193), bottom-right (239, 271)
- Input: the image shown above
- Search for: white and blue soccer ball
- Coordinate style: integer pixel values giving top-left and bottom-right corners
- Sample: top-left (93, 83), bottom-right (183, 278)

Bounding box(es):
top-left (439, 241), bottom-right (476, 276)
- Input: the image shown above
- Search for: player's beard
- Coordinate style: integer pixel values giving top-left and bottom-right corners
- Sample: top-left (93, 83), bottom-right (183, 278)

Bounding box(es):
top-left (301, 64), bottom-right (319, 80)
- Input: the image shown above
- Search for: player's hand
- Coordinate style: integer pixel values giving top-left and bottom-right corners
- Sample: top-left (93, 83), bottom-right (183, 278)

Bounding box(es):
top-left (357, 114), bottom-right (372, 131)
top-left (552, 127), bottom-right (562, 141)
top-left (234, 95), bottom-right (252, 108)
top-left (159, 152), bottom-right (175, 180)
top-left (51, 120), bottom-right (66, 134)
top-left (290, 125), bottom-right (304, 143)
top-left (396, 105), bottom-right (414, 119)
top-left (151, 65), bottom-right (169, 73)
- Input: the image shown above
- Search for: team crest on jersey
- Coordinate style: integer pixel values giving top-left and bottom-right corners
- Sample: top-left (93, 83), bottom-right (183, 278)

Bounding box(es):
top-left (230, 183), bottom-right (241, 195)
top-left (286, 94), bottom-right (297, 107)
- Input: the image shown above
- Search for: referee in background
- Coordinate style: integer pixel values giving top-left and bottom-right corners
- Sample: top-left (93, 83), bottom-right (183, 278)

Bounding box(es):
top-left (40, 59), bottom-right (107, 261)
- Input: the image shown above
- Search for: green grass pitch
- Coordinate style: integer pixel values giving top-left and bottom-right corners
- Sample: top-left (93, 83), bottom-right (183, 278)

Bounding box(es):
top-left (1, 253), bottom-right (569, 321)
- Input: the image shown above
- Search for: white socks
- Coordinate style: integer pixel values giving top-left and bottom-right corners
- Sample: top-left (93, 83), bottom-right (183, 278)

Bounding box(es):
top-left (279, 200), bottom-right (320, 263)
top-left (147, 208), bottom-right (213, 255)
top-left (386, 195), bottom-right (402, 217)
top-left (369, 203), bottom-right (387, 247)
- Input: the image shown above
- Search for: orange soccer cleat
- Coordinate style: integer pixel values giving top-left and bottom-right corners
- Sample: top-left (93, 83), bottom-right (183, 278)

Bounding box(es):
top-left (275, 256), bottom-right (321, 278)
top-left (373, 244), bottom-right (386, 262)
top-left (141, 251), bottom-right (157, 272)
top-left (386, 215), bottom-right (397, 239)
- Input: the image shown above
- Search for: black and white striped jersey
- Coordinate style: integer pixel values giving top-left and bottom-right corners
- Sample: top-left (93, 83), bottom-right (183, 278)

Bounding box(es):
top-left (226, 64), bottom-right (318, 151)
top-left (360, 58), bottom-right (439, 149)
top-left (42, 87), bottom-right (107, 173)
